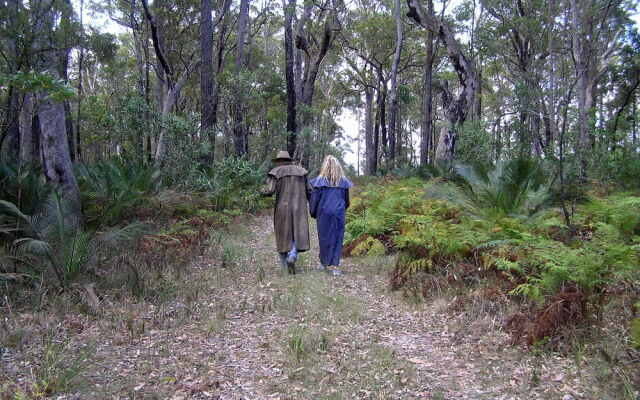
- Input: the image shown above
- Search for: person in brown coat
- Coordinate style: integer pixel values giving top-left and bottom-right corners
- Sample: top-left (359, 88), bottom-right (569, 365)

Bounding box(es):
top-left (260, 151), bottom-right (312, 274)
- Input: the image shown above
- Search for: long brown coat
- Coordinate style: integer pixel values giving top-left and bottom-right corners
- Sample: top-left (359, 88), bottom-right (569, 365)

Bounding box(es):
top-left (260, 162), bottom-right (312, 252)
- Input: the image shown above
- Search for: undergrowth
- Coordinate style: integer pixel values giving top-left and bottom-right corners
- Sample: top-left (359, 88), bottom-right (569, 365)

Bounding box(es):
top-left (345, 177), bottom-right (640, 352)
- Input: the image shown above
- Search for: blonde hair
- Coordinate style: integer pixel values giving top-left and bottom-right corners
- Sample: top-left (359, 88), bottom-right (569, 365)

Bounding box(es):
top-left (319, 155), bottom-right (345, 187)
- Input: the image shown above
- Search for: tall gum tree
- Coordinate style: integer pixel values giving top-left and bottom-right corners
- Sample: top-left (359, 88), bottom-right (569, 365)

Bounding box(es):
top-left (34, 0), bottom-right (80, 201)
top-left (406, 0), bottom-right (476, 165)
top-left (293, 0), bottom-right (341, 164)
top-left (200, 0), bottom-right (231, 159)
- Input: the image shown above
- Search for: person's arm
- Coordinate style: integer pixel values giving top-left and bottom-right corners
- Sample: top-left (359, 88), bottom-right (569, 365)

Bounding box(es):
top-left (305, 178), bottom-right (313, 202)
top-left (309, 187), bottom-right (322, 219)
top-left (260, 175), bottom-right (276, 197)
top-left (345, 188), bottom-right (350, 209)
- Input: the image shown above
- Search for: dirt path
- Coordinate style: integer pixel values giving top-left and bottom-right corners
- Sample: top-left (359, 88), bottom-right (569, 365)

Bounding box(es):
top-left (2, 213), bottom-right (604, 399)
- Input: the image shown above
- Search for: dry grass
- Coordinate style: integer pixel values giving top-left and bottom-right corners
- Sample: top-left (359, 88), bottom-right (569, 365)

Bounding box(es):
top-left (1, 213), bottom-right (638, 399)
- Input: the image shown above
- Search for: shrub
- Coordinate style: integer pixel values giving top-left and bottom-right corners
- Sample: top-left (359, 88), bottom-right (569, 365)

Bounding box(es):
top-left (189, 156), bottom-right (269, 212)
top-left (75, 159), bottom-right (159, 227)
top-left (0, 192), bottom-right (139, 288)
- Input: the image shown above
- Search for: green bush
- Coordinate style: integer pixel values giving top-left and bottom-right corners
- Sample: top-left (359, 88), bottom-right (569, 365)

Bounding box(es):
top-left (75, 159), bottom-right (159, 227)
top-left (189, 156), bottom-right (270, 212)
top-left (345, 176), bottom-right (640, 307)
top-left (0, 192), bottom-right (139, 288)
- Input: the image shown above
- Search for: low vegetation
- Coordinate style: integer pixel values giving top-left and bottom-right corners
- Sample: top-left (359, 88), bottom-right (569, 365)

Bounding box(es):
top-left (344, 159), bottom-right (639, 389)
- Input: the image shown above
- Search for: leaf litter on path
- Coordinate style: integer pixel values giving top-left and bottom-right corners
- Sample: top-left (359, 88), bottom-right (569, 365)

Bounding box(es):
top-left (2, 213), bottom-right (609, 399)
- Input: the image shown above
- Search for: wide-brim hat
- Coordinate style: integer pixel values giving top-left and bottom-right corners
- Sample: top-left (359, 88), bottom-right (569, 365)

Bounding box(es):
top-left (272, 150), bottom-right (293, 162)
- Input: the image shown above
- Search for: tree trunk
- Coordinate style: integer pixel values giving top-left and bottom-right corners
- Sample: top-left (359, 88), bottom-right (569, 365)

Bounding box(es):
top-left (19, 96), bottom-right (34, 165)
top-left (407, 0), bottom-right (476, 165)
top-left (365, 87), bottom-right (375, 175)
top-left (2, 88), bottom-right (20, 160)
top-left (419, 0), bottom-right (434, 165)
top-left (633, 91), bottom-right (637, 145)
top-left (75, 0), bottom-right (85, 162)
top-left (571, 0), bottom-right (589, 181)
top-left (545, 0), bottom-right (556, 150)
top-left (60, 0), bottom-right (75, 162)
top-left (200, 0), bottom-right (215, 151)
top-left (283, 0), bottom-right (297, 155)
top-left (474, 65), bottom-right (482, 119)
top-left (294, 2), bottom-right (339, 165)
top-left (378, 83), bottom-right (388, 164)
top-left (1, 0), bottom-right (21, 159)
top-left (35, 0), bottom-right (79, 200)
top-left (388, 0), bottom-right (403, 166)
top-left (233, 0), bottom-right (249, 156)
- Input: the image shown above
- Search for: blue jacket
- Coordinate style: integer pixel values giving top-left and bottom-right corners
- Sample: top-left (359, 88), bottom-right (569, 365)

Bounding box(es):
top-left (309, 176), bottom-right (353, 266)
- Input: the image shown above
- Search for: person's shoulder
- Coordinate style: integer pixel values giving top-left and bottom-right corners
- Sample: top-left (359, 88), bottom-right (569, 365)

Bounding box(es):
top-left (340, 177), bottom-right (354, 189)
top-left (310, 176), bottom-right (330, 187)
top-left (269, 163), bottom-right (308, 178)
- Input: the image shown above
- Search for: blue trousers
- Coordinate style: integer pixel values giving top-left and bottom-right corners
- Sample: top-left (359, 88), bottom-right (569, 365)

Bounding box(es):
top-left (278, 240), bottom-right (298, 266)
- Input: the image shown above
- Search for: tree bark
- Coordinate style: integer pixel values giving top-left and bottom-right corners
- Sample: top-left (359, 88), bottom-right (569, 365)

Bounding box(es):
top-left (75, 0), bottom-right (85, 162)
top-left (199, 0), bottom-right (229, 158)
top-left (545, 0), bottom-right (556, 150)
top-left (365, 86), bottom-right (375, 175)
top-left (2, 0), bottom-right (21, 160)
top-left (201, 0), bottom-right (215, 149)
top-left (283, 0), bottom-right (297, 155)
top-left (294, 1), bottom-right (339, 165)
top-left (19, 96), bottom-right (35, 165)
top-left (35, 0), bottom-right (80, 200)
top-left (388, 0), bottom-right (403, 166)
top-left (233, 0), bottom-right (250, 156)
top-left (419, 0), bottom-right (434, 166)
top-left (407, 0), bottom-right (476, 165)
top-left (60, 0), bottom-right (75, 162)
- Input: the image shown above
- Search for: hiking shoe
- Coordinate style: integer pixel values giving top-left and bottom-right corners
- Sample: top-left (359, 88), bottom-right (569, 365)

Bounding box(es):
top-left (286, 256), bottom-right (296, 274)
top-left (330, 269), bottom-right (342, 276)
top-left (316, 264), bottom-right (327, 271)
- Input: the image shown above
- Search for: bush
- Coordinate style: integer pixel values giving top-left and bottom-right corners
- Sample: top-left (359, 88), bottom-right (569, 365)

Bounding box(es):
top-left (189, 156), bottom-right (269, 212)
top-left (75, 159), bottom-right (159, 227)
top-left (345, 176), bottom-right (640, 346)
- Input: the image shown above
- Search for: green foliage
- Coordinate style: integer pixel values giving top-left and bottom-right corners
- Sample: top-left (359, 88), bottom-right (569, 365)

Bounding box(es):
top-left (591, 148), bottom-right (640, 190)
top-left (346, 176), bottom-right (640, 306)
top-left (350, 237), bottom-right (386, 256)
top-left (426, 158), bottom-right (553, 218)
top-left (0, 70), bottom-right (75, 101)
top-left (455, 120), bottom-right (494, 165)
top-left (189, 157), bottom-right (269, 212)
top-left (75, 160), bottom-right (159, 227)
top-left (583, 194), bottom-right (640, 236)
top-left (30, 337), bottom-right (96, 397)
top-left (0, 159), bottom-right (49, 215)
top-left (0, 192), bottom-right (139, 288)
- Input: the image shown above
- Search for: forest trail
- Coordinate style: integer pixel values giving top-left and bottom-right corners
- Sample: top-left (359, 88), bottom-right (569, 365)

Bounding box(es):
top-left (7, 213), bottom-right (601, 399)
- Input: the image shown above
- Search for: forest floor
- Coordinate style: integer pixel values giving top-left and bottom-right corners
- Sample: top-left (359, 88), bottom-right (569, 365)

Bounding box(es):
top-left (1, 213), bottom-right (622, 399)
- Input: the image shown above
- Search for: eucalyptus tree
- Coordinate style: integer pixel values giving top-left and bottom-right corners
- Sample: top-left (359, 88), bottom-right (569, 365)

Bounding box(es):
top-left (570, 0), bottom-right (629, 180)
top-left (200, 0), bottom-right (231, 158)
top-left (406, 0), bottom-right (477, 165)
top-left (293, 0), bottom-right (342, 165)
top-left (342, 1), bottom-right (396, 167)
top-left (481, 0), bottom-right (548, 157)
top-left (0, 0), bottom-right (22, 160)
top-left (283, 0), bottom-right (297, 154)
top-left (32, 0), bottom-right (81, 202)
top-left (232, 0), bottom-right (249, 156)
top-left (419, 0), bottom-right (435, 166)
top-left (141, 0), bottom-right (199, 167)
top-left (388, 0), bottom-right (404, 166)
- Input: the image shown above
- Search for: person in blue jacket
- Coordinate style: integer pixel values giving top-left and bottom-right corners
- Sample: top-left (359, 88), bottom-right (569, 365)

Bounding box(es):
top-left (309, 155), bottom-right (353, 276)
